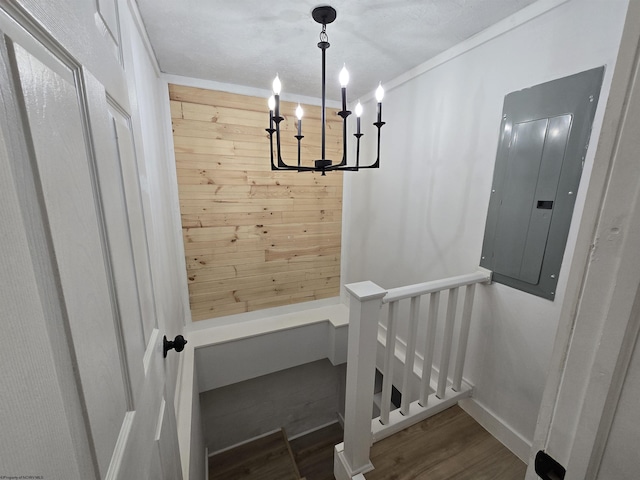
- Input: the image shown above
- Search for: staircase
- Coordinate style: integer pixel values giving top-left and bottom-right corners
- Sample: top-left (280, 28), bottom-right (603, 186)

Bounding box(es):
top-left (209, 428), bottom-right (301, 480)
top-left (209, 424), bottom-right (343, 480)
top-left (335, 270), bottom-right (493, 479)
top-left (209, 269), bottom-right (495, 480)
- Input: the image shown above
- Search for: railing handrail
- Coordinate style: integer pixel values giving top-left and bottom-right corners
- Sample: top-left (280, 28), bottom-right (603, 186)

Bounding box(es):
top-left (335, 268), bottom-right (493, 480)
top-left (383, 269), bottom-right (491, 304)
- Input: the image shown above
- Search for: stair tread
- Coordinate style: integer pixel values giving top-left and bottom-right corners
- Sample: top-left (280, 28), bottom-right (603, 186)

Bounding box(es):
top-left (209, 429), bottom-right (300, 480)
top-left (290, 422), bottom-right (344, 480)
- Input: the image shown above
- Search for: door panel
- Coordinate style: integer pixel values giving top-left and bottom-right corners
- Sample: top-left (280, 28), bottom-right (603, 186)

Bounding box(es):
top-left (107, 103), bottom-right (158, 344)
top-left (97, 0), bottom-right (120, 45)
top-left (156, 397), bottom-right (184, 480)
top-left (12, 40), bottom-right (128, 477)
top-left (0, 1), bottom-right (183, 478)
top-left (84, 70), bottom-right (148, 404)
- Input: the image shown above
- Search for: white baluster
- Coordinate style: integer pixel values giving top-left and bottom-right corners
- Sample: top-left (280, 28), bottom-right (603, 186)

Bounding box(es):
top-left (453, 283), bottom-right (476, 391)
top-left (380, 300), bottom-right (399, 425)
top-left (400, 296), bottom-right (420, 416)
top-left (419, 291), bottom-right (440, 406)
top-left (436, 287), bottom-right (459, 399)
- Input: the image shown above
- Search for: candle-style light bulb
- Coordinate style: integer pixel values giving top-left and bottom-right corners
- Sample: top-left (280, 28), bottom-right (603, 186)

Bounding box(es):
top-left (295, 104), bottom-right (303, 136)
top-left (375, 83), bottom-right (384, 123)
top-left (339, 65), bottom-right (350, 87)
top-left (355, 102), bottom-right (363, 117)
top-left (339, 64), bottom-right (349, 112)
top-left (272, 74), bottom-right (282, 95)
top-left (272, 76), bottom-right (281, 119)
top-left (268, 95), bottom-right (275, 129)
top-left (375, 82), bottom-right (385, 102)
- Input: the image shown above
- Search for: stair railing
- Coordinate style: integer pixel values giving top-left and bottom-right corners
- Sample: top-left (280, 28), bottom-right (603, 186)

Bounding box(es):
top-left (334, 270), bottom-right (492, 480)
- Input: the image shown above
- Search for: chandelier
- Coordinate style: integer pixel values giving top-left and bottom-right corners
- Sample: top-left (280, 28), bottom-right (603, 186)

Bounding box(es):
top-left (266, 5), bottom-right (385, 175)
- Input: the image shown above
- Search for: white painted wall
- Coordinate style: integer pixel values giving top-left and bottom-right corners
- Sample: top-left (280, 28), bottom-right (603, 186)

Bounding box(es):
top-left (342, 0), bottom-right (629, 449)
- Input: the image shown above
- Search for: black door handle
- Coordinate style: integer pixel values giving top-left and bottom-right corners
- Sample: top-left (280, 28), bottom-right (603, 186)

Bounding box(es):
top-left (163, 335), bottom-right (187, 357)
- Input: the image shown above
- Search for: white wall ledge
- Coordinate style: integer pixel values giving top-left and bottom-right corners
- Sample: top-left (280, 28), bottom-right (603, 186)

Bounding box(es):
top-left (185, 302), bottom-right (349, 394)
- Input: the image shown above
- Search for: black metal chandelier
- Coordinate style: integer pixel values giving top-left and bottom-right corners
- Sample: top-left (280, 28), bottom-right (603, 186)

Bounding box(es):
top-left (266, 5), bottom-right (385, 175)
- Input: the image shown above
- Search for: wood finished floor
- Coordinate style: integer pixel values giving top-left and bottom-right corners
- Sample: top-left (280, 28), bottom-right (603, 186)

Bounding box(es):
top-left (366, 405), bottom-right (526, 480)
top-left (208, 429), bottom-right (300, 480)
top-left (208, 406), bottom-right (525, 480)
top-left (290, 422), bottom-right (344, 480)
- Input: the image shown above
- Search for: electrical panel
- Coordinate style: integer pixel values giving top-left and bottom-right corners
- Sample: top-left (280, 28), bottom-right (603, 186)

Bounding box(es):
top-left (480, 67), bottom-right (604, 299)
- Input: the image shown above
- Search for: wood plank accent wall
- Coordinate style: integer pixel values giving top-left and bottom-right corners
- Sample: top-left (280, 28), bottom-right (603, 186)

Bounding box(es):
top-left (169, 84), bottom-right (343, 321)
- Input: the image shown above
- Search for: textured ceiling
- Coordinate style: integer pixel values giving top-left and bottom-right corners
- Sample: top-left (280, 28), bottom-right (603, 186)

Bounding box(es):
top-left (136, 0), bottom-right (539, 101)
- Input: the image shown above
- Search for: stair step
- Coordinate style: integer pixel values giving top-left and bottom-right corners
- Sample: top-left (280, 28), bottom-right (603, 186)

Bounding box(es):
top-left (209, 428), bottom-right (301, 480)
top-left (290, 422), bottom-right (344, 480)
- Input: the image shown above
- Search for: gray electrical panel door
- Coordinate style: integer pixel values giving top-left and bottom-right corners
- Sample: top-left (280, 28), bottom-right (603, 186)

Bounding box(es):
top-left (480, 67), bottom-right (604, 300)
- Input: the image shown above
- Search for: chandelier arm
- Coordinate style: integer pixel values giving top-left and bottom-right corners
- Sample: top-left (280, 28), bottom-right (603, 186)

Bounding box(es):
top-left (324, 163), bottom-right (357, 172)
top-left (355, 121), bottom-right (385, 169)
top-left (275, 113), bottom-right (285, 168)
top-left (336, 102), bottom-right (352, 167)
top-left (335, 110), bottom-right (349, 167)
top-left (295, 134), bottom-right (304, 170)
top-left (292, 165), bottom-right (317, 172)
top-left (266, 127), bottom-right (277, 170)
top-left (274, 113), bottom-right (299, 169)
top-left (272, 94), bottom-right (296, 169)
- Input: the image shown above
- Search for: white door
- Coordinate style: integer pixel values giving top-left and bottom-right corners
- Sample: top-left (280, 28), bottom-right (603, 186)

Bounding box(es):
top-left (0, 2), bottom-right (182, 479)
top-left (525, 2), bottom-right (639, 479)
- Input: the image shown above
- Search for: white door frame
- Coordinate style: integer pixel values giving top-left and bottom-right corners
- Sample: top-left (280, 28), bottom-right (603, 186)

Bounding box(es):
top-left (526, 2), bottom-right (640, 478)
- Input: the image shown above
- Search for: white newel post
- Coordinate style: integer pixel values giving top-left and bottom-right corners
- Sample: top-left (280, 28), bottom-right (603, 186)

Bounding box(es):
top-left (334, 281), bottom-right (387, 480)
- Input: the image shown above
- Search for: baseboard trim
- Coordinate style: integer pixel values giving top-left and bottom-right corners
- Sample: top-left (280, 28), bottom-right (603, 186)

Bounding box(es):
top-left (288, 419), bottom-right (342, 441)
top-left (458, 397), bottom-right (532, 464)
top-left (208, 428), bottom-right (282, 457)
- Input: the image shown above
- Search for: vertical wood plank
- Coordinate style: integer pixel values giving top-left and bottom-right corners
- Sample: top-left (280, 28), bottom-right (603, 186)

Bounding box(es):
top-left (437, 287), bottom-right (459, 399)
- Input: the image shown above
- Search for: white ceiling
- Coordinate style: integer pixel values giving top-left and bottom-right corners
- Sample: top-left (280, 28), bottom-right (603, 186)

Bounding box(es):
top-left (136, 0), bottom-right (539, 101)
